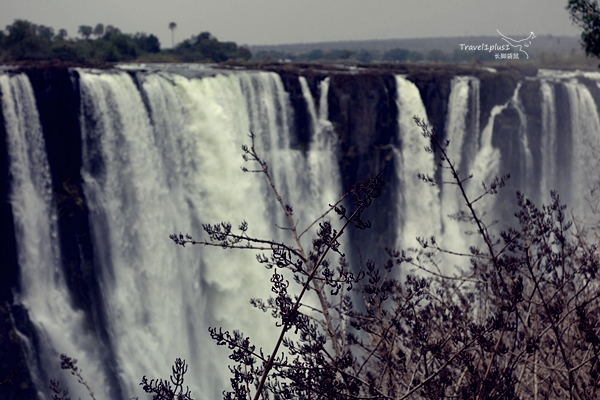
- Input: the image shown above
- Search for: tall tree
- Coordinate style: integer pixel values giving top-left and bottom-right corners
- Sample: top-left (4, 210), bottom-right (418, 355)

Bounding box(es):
top-left (169, 22), bottom-right (177, 48)
top-left (567, 0), bottom-right (600, 58)
top-left (93, 23), bottom-right (104, 39)
top-left (105, 25), bottom-right (116, 34)
top-left (57, 29), bottom-right (68, 40)
top-left (78, 25), bottom-right (92, 40)
top-left (4, 19), bottom-right (50, 59)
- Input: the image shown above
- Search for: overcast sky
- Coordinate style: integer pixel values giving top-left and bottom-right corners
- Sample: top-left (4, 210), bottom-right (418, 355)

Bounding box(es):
top-left (1, 0), bottom-right (582, 48)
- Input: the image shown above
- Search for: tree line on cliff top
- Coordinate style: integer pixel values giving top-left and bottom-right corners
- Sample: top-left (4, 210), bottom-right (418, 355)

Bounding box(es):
top-left (0, 19), bottom-right (489, 65)
top-left (0, 19), bottom-right (472, 65)
top-left (0, 19), bottom-right (252, 63)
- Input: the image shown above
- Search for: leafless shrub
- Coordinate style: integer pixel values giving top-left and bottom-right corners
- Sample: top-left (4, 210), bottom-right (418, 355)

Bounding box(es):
top-left (52, 121), bottom-right (600, 399)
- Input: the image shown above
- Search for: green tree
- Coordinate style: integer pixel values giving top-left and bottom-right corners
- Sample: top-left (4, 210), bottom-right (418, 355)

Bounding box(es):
top-left (253, 50), bottom-right (290, 62)
top-left (132, 33), bottom-right (160, 53)
top-left (237, 46), bottom-right (252, 60)
top-left (169, 21), bottom-right (177, 48)
top-left (4, 19), bottom-right (51, 59)
top-left (567, 0), bottom-right (600, 58)
top-left (407, 50), bottom-right (423, 61)
top-left (93, 23), bottom-right (104, 39)
top-left (324, 49), bottom-right (354, 60)
top-left (452, 48), bottom-right (493, 62)
top-left (51, 40), bottom-right (84, 62)
top-left (382, 48), bottom-right (424, 62)
top-left (355, 49), bottom-right (374, 63)
top-left (56, 29), bottom-right (68, 40)
top-left (103, 25), bottom-right (120, 37)
top-left (305, 49), bottom-right (324, 61)
top-left (78, 25), bottom-right (92, 40)
top-left (174, 31), bottom-right (244, 62)
top-left (382, 47), bottom-right (410, 61)
top-left (33, 24), bottom-right (54, 40)
top-left (427, 49), bottom-right (449, 62)
top-left (108, 32), bottom-right (137, 59)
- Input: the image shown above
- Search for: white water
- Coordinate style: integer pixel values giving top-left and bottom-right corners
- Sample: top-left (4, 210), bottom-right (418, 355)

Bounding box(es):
top-left (510, 83), bottom-right (534, 185)
top-left (1, 73), bottom-right (108, 400)
top-left (78, 69), bottom-right (307, 399)
top-left (394, 76), bottom-right (441, 251)
top-left (470, 103), bottom-right (505, 220)
top-left (540, 80), bottom-right (557, 204)
top-left (7, 67), bottom-right (600, 399)
top-left (440, 76), bottom-right (481, 258)
top-left (444, 77), bottom-right (472, 172)
top-left (75, 69), bottom-right (349, 399)
top-left (562, 79), bottom-right (600, 218)
top-left (299, 76), bottom-right (344, 246)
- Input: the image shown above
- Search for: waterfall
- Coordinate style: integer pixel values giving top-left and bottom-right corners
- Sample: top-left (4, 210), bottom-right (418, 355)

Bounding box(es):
top-left (540, 80), bottom-right (557, 204)
top-left (440, 76), bottom-right (481, 258)
top-left (74, 68), bottom-right (348, 399)
top-left (444, 76), bottom-right (472, 171)
top-left (469, 104), bottom-right (505, 226)
top-left (77, 69), bottom-right (310, 399)
top-left (1, 73), bottom-right (109, 400)
top-left (5, 66), bottom-right (600, 399)
top-left (394, 75), bottom-right (441, 252)
top-left (298, 76), bottom-right (344, 246)
top-left (562, 78), bottom-right (600, 218)
top-left (511, 83), bottom-right (534, 188)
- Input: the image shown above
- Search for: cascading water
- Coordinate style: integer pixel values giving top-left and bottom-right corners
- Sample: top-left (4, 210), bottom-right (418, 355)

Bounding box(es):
top-left (562, 78), bottom-right (600, 218)
top-left (540, 79), bottom-right (558, 204)
top-left (510, 82), bottom-right (534, 189)
top-left (73, 68), bottom-right (345, 399)
top-left (440, 76), bottom-right (481, 257)
top-left (298, 76), bottom-right (344, 244)
top-left (77, 69), bottom-right (320, 399)
top-left (394, 75), bottom-right (441, 251)
top-left (1, 73), bottom-right (110, 400)
top-left (4, 66), bottom-right (600, 399)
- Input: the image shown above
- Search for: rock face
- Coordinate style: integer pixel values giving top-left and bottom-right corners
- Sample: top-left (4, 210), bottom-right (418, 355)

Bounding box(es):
top-left (26, 68), bottom-right (99, 318)
top-left (0, 63), bottom-right (597, 399)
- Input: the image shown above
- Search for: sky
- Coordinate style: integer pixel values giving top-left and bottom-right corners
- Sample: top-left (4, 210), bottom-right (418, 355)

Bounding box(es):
top-left (1, 0), bottom-right (582, 48)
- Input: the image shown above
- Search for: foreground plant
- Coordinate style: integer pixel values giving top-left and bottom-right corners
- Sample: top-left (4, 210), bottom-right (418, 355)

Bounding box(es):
top-left (52, 119), bottom-right (600, 399)
top-left (167, 122), bottom-right (600, 399)
top-left (49, 355), bottom-right (96, 400)
top-left (171, 132), bottom-right (385, 399)
top-left (409, 117), bottom-right (600, 399)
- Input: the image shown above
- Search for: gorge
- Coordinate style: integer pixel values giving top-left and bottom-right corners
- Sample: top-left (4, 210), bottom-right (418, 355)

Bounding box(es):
top-left (1, 63), bottom-right (600, 399)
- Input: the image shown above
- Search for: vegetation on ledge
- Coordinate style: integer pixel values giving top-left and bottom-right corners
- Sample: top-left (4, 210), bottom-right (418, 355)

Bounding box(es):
top-left (0, 19), bottom-right (252, 64)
